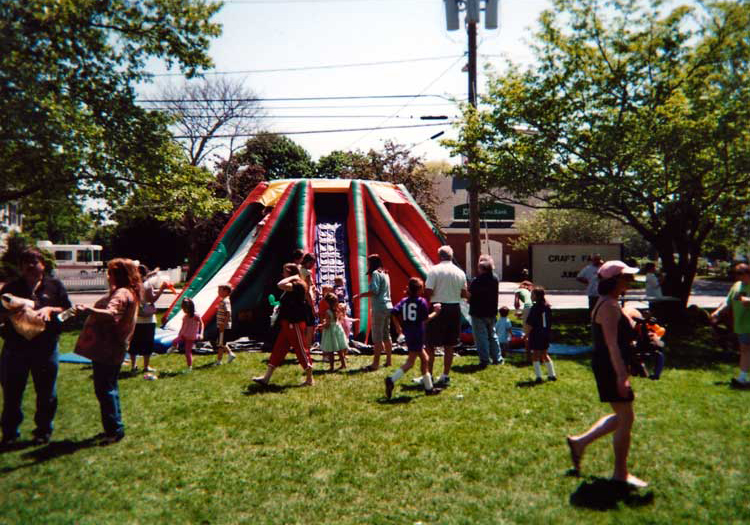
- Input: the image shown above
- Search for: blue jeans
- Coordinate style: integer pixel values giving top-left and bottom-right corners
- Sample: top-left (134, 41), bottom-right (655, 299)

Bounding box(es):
top-left (471, 316), bottom-right (501, 364)
top-left (0, 343), bottom-right (59, 441)
top-left (92, 362), bottom-right (124, 438)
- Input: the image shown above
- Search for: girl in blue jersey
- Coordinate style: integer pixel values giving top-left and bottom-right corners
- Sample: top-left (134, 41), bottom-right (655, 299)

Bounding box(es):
top-left (385, 278), bottom-right (441, 398)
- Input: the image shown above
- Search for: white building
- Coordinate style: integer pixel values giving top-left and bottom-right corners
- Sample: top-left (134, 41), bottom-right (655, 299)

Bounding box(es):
top-left (0, 202), bottom-right (23, 252)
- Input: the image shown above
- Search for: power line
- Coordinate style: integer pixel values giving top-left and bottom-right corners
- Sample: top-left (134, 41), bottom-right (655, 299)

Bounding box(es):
top-left (347, 55), bottom-right (465, 149)
top-left (164, 113), bottom-right (455, 119)
top-left (150, 55), bottom-right (464, 77)
top-left (224, 0), bottom-right (433, 3)
top-left (172, 122), bottom-right (453, 139)
top-left (138, 94), bottom-right (456, 103)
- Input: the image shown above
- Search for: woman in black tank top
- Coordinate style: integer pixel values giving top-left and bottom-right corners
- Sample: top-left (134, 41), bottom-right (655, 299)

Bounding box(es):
top-left (565, 261), bottom-right (648, 489)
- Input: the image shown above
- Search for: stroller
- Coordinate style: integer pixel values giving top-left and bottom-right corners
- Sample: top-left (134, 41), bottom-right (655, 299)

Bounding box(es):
top-left (629, 315), bottom-right (666, 380)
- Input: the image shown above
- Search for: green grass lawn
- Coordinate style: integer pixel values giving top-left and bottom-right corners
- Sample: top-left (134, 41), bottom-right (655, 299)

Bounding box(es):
top-left (1, 311), bottom-right (749, 524)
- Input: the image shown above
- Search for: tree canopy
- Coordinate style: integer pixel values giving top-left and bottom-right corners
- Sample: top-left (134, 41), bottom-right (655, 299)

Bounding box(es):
top-left (447, 0), bottom-right (750, 303)
top-left (0, 0), bottom-right (222, 206)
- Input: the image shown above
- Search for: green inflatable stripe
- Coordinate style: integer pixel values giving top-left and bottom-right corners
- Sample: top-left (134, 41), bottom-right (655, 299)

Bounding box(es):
top-left (396, 183), bottom-right (447, 244)
top-left (364, 183), bottom-right (429, 279)
top-left (350, 181), bottom-right (369, 336)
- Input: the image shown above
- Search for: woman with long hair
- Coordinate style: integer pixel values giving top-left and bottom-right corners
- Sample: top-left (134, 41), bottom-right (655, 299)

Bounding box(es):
top-left (74, 258), bottom-right (140, 444)
top-left (566, 260), bottom-right (648, 488)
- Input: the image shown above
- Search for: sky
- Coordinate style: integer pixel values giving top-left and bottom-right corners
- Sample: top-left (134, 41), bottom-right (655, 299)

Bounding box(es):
top-left (139, 0), bottom-right (553, 163)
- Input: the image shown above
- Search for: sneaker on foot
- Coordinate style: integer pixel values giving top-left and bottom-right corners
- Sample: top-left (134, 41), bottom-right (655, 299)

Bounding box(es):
top-left (435, 375), bottom-right (450, 386)
top-left (731, 377), bottom-right (750, 388)
top-left (385, 377), bottom-right (394, 399)
top-left (31, 434), bottom-right (51, 446)
top-left (548, 376), bottom-right (557, 381)
top-left (412, 376), bottom-right (425, 385)
top-left (534, 377), bottom-right (544, 384)
top-left (425, 387), bottom-right (442, 396)
top-left (228, 354), bottom-right (236, 363)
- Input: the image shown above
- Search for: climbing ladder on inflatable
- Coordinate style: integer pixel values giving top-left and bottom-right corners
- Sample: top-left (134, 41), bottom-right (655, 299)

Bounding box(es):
top-left (314, 222), bottom-right (349, 298)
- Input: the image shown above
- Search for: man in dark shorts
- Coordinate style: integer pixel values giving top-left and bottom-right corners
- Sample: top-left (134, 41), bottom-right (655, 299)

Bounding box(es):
top-left (0, 248), bottom-right (71, 446)
top-left (423, 245), bottom-right (468, 387)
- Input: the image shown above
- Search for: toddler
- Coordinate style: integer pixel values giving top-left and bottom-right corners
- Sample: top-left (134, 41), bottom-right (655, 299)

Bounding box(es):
top-left (319, 293), bottom-right (348, 370)
top-left (170, 298), bottom-right (203, 371)
top-left (495, 306), bottom-right (511, 360)
top-left (215, 283), bottom-right (237, 364)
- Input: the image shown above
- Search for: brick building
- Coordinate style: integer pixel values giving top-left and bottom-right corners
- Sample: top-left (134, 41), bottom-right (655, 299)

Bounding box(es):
top-left (432, 176), bottom-right (533, 281)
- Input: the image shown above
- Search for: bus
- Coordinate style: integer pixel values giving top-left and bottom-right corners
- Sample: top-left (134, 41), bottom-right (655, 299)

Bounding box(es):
top-left (36, 241), bottom-right (104, 278)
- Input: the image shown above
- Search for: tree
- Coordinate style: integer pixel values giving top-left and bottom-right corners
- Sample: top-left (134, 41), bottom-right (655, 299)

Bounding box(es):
top-left (511, 209), bottom-right (623, 250)
top-left (0, 0), bottom-right (222, 206)
top-left (155, 77), bottom-right (264, 167)
top-left (106, 141), bottom-right (230, 273)
top-left (448, 0), bottom-right (750, 305)
top-left (233, 133), bottom-right (315, 180)
top-left (20, 194), bottom-right (96, 244)
top-left (315, 142), bottom-right (441, 225)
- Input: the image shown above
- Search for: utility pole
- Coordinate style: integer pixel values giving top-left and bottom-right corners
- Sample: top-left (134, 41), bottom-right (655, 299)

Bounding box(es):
top-left (467, 18), bottom-right (480, 278)
top-left (444, 0), bottom-right (498, 277)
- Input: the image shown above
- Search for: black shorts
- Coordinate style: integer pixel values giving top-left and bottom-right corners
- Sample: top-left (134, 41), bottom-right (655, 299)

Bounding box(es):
top-left (592, 353), bottom-right (634, 403)
top-left (426, 303), bottom-right (461, 349)
top-left (215, 328), bottom-right (233, 348)
top-left (130, 323), bottom-right (156, 355)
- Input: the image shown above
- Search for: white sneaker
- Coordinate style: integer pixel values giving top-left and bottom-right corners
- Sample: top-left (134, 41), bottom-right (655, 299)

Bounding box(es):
top-left (412, 376), bottom-right (425, 385)
top-left (435, 375), bottom-right (450, 386)
top-left (227, 354), bottom-right (236, 364)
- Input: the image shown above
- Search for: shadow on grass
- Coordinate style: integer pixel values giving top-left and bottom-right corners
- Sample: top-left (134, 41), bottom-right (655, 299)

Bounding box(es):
top-left (345, 366), bottom-right (379, 376)
top-left (0, 436), bottom-right (101, 474)
top-left (451, 363), bottom-right (488, 374)
top-left (376, 395), bottom-right (412, 405)
top-left (241, 382), bottom-right (294, 396)
top-left (569, 477), bottom-right (654, 511)
top-left (516, 379), bottom-right (545, 388)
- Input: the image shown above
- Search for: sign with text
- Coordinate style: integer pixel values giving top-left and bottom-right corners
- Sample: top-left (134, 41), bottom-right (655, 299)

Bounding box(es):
top-left (530, 244), bottom-right (622, 290)
top-left (453, 203), bottom-right (515, 221)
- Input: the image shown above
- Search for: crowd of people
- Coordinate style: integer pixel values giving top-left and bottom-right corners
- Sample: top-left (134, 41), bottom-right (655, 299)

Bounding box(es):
top-left (2, 245), bottom-right (750, 489)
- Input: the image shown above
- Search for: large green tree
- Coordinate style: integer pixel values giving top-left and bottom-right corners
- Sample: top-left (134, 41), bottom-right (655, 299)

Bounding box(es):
top-left (449, 0), bottom-right (750, 305)
top-left (0, 0), bottom-right (222, 206)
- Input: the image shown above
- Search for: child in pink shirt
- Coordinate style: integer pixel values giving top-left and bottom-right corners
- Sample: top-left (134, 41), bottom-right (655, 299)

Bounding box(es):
top-left (170, 298), bottom-right (203, 370)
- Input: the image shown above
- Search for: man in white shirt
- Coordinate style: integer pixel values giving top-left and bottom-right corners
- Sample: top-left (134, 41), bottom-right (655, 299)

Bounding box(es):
top-left (423, 245), bottom-right (468, 386)
top-left (577, 253), bottom-right (603, 312)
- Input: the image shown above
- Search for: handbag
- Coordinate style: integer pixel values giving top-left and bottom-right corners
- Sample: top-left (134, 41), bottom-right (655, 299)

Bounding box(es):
top-left (1, 293), bottom-right (46, 341)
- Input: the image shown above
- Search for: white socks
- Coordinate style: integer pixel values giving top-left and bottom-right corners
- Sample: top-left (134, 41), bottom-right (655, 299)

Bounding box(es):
top-left (533, 361), bottom-right (542, 379)
top-left (739, 371), bottom-right (749, 383)
top-left (423, 372), bottom-right (434, 390)
top-left (546, 360), bottom-right (556, 378)
top-left (390, 368), bottom-right (405, 384)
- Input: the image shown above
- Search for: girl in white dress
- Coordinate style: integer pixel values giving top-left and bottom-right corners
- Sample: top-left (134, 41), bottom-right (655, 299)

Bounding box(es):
top-left (319, 293), bottom-right (348, 371)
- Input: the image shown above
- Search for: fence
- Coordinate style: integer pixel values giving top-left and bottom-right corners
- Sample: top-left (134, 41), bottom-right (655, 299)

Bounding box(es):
top-left (57, 267), bottom-right (182, 292)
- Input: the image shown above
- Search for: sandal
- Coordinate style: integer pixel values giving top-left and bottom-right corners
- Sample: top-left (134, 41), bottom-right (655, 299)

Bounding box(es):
top-left (567, 436), bottom-right (582, 474)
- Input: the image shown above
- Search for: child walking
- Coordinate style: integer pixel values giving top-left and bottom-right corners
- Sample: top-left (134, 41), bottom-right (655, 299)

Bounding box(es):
top-left (385, 277), bottom-right (441, 398)
top-left (495, 306), bottom-right (512, 360)
top-left (525, 286), bottom-right (556, 383)
top-left (170, 298), bottom-right (203, 371)
top-left (319, 293), bottom-right (348, 370)
top-left (215, 283), bottom-right (237, 364)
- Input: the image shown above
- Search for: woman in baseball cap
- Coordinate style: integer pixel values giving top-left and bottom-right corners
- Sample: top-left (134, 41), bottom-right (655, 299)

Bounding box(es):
top-left (566, 260), bottom-right (648, 488)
